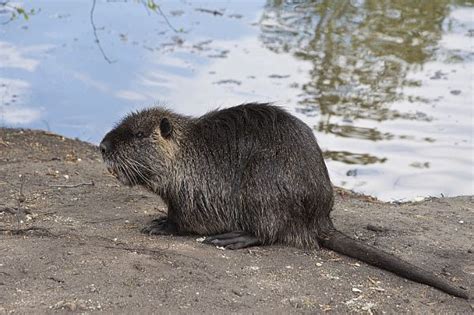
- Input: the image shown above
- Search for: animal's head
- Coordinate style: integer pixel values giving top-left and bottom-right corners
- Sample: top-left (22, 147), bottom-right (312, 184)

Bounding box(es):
top-left (100, 108), bottom-right (179, 189)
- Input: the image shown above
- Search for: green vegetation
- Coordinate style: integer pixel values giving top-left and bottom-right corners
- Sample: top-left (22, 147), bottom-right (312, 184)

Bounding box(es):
top-left (0, 1), bottom-right (36, 24)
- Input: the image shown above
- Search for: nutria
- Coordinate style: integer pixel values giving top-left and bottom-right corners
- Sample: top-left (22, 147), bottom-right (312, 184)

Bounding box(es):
top-left (100, 103), bottom-right (469, 299)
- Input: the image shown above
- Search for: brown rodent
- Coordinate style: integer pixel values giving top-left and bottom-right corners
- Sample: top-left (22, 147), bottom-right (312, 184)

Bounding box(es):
top-left (100, 103), bottom-right (469, 299)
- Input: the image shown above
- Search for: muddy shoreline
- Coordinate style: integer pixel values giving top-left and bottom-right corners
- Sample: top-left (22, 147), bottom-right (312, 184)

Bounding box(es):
top-left (0, 128), bottom-right (472, 313)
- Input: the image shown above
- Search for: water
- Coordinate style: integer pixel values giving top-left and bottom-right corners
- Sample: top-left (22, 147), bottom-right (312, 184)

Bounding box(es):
top-left (1, 0), bottom-right (473, 201)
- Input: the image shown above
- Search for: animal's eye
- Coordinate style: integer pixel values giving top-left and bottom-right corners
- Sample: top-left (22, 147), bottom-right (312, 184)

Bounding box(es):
top-left (135, 131), bottom-right (145, 139)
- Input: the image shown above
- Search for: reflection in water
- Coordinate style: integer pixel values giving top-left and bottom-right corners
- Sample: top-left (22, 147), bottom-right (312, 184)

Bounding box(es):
top-left (258, 0), bottom-right (473, 199)
top-left (0, 42), bottom-right (41, 72)
top-left (0, 41), bottom-right (43, 124)
top-left (323, 150), bottom-right (387, 165)
top-left (0, 0), bottom-right (472, 200)
top-left (318, 122), bottom-right (394, 141)
top-left (260, 0), bottom-right (457, 157)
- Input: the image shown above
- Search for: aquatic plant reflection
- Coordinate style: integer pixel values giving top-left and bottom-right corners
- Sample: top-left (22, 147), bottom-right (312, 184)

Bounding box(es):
top-left (260, 0), bottom-right (465, 165)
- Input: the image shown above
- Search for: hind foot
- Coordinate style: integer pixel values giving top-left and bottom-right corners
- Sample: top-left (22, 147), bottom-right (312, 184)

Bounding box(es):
top-left (141, 217), bottom-right (177, 235)
top-left (203, 231), bottom-right (261, 249)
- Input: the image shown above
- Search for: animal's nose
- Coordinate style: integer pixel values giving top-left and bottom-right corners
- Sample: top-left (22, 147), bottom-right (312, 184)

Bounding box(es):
top-left (100, 139), bottom-right (111, 155)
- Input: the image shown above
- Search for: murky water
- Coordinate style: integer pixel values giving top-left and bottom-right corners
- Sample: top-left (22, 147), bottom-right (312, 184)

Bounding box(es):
top-left (1, 0), bottom-right (473, 201)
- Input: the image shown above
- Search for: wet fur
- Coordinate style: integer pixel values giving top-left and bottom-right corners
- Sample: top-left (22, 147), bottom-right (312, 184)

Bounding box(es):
top-left (101, 103), bottom-right (469, 299)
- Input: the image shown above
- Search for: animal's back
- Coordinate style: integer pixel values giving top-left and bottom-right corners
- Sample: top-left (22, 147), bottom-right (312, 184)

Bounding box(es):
top-left (174, 103), bottom-right (333, 247)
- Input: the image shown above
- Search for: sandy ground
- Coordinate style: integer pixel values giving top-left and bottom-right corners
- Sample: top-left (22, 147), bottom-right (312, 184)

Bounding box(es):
top-left (0, 128), bottom-right (472, 314)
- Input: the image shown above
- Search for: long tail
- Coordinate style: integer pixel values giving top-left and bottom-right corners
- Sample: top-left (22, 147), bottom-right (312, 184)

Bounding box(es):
top-left (319, 229), bottom-right (470, 299)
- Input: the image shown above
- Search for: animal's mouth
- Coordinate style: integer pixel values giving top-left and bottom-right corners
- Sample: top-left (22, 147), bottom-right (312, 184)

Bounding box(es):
top-left (106, 165), bottom-right (118, 177)
top-left (104, 159), bottom-right (133, 187)
top-left (102, 154), bottom-right (153, 188)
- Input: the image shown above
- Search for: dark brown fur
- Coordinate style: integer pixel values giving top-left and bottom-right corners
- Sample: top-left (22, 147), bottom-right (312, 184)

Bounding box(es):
top-left (100, 103), bottom-right (469, 299)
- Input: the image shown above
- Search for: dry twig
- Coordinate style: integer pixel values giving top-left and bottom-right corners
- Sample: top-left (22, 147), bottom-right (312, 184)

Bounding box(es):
top-left (49, 181), bottom-right (95, 188)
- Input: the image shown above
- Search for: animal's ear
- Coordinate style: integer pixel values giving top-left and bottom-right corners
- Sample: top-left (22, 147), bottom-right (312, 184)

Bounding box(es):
top-left (160, 117), bottom-right (172, 139)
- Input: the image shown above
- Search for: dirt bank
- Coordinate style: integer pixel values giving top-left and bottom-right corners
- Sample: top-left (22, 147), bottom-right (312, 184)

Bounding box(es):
top-left (0, 128), bottom-right (472, 313)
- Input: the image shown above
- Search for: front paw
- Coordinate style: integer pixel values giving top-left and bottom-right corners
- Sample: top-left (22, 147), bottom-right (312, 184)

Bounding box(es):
top-left (141, 217), bottom-right (177, 235)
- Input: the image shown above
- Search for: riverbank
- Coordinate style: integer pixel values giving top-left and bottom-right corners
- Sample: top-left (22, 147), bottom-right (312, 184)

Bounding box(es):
top-left (0, 128), bottom-right (472, 313)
